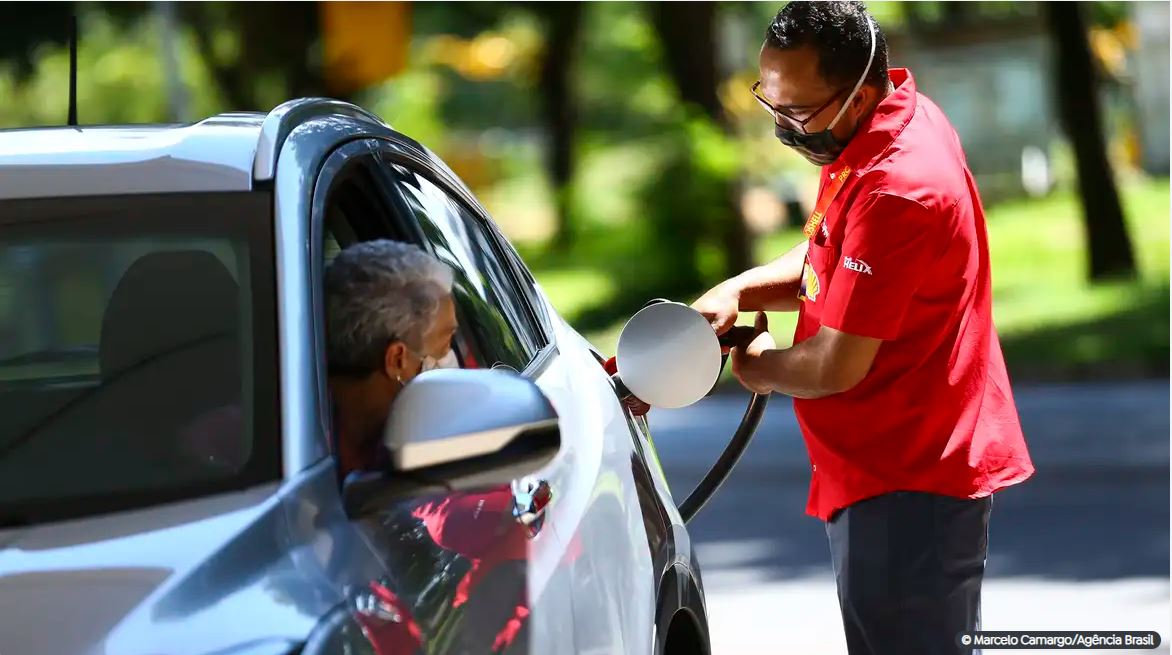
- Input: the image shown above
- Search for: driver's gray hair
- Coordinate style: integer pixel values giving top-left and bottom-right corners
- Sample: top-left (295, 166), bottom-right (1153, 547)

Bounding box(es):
top-left (325, 240), bottom-right (454, 376)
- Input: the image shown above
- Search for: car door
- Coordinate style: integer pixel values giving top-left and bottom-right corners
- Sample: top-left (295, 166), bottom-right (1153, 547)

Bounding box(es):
top-left (376, 155), bottom-right (660, 655)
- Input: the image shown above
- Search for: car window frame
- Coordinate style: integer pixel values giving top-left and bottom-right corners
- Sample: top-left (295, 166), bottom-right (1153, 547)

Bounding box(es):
top-left (309, 140), bottom-right (420, 459)
top-left (307, 138), bottom-right (560, 430)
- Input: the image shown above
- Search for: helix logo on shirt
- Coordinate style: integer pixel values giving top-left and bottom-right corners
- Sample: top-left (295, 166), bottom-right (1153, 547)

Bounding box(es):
top-left (799, 260), bottom-right (821, 302)
top-left (843, 256), bottom-right (873, 275)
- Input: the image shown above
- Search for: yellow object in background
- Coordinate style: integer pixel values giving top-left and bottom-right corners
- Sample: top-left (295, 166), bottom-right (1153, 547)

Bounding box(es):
top-left (320, 1), bottom-right (412, 96)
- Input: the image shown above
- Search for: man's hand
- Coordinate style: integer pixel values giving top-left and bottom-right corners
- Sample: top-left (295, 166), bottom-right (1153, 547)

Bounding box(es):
top-left (692, 283), bottom-right (741, 336)
top-left (730, 312), bottom-right (777, 395)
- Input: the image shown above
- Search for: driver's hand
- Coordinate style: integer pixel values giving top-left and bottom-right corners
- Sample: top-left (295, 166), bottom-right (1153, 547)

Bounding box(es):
top-left (691, 284), bottom-right (740, 336)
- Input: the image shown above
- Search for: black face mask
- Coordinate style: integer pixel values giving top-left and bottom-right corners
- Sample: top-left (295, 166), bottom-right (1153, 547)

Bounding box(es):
top-left (773, 16), bottom-right (877, 167)
top-left (775, 121), bottom-right (852, 167)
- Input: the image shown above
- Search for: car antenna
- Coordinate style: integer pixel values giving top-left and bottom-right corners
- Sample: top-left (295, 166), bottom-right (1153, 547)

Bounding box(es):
top-left (67, 13), bottom-right (78, 126)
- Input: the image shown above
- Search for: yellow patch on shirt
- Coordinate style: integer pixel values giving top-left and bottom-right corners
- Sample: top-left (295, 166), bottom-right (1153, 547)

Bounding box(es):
top-left (799, 260), bottom-right (821, 302)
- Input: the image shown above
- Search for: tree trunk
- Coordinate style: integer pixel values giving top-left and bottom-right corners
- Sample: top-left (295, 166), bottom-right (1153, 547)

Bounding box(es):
top-left (535, 2), bottom-right (583, 252)
top-left (649, 2), bottom-right (753, 279)
top-left (1044, 2), bottom-right (1137, 281)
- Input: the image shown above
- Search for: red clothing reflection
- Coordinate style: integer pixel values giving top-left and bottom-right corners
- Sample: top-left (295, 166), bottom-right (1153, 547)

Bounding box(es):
top-left (412, 488), bottom-right (529, 652)
top-left (412, 489), bottom-right (528, 607)
top-left (354, 580), bottom-right (424, 655)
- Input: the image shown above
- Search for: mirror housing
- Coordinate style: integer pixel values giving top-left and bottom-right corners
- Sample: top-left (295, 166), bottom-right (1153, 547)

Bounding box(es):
top-left (383, 368), bottom-right (559, 472)
top-left (345, 369), bottom-right (560, 517)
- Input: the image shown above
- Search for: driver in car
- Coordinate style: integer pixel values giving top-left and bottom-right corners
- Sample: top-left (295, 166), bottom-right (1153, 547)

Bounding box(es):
top-left (324, 239), bottom-right (460, 481)
top-left (325, 240), bottom-right (538, 651)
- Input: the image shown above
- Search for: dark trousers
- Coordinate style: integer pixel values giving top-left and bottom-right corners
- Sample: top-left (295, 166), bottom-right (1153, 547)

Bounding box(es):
top-left (826, 491), bottom-right (992, 655)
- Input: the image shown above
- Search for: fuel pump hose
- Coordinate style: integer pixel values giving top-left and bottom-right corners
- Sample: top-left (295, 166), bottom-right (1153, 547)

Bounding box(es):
top-left (677, 390), bottom-right (769, 523)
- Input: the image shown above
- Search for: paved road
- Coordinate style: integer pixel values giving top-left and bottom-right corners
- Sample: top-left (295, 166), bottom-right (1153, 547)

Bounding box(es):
top-left (648, 381), bottom-right (1171, 654)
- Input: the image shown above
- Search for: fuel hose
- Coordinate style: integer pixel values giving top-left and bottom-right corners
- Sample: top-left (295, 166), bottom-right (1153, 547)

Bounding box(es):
top-left (677, 351), bottom-right (769, 524)
top-left (619, 298), bottom-right (771, 524)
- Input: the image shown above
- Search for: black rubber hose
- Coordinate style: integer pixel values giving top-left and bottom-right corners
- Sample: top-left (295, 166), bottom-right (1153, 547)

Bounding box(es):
top-left (634, 298), bottom-right (771, 524)
top-left (679, 347), bottom-right (770, 523)
top-left (678, 390), bottom-right (769, 523)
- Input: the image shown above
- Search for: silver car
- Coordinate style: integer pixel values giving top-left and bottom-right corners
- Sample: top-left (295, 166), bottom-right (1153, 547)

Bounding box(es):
top-left (0, 100), bottom-right (710, 655)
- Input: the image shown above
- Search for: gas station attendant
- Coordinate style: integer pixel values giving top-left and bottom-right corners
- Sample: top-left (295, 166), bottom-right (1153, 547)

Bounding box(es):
top-left (691, 3), bottom-right (1035, 654)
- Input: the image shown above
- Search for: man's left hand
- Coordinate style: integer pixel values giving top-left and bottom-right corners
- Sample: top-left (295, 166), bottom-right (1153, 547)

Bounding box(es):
top-left (730, 312), bottom-right (777, 395)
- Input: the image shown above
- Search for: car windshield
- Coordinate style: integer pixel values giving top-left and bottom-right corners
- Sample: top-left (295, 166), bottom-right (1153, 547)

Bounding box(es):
top-left (0, 192), bottom-right (280, 526)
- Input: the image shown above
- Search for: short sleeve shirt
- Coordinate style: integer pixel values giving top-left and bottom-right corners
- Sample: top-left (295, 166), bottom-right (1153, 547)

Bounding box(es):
top-left (792, 68), bottom-right (1034, 521)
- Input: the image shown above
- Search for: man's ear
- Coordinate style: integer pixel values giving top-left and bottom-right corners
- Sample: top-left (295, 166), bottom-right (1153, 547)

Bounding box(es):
top-left (383, 341), bottom-right (410, 381)
top-left (850, 83), bottom-right (880, 122)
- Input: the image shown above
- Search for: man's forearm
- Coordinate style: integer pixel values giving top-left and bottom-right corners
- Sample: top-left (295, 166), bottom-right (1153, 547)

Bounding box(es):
top-left (746, 327), bottom-right (881, 399)
top-left (727, 240), bottom-right (808, 313)
top-left (755, 341), bottom-right (838, 399)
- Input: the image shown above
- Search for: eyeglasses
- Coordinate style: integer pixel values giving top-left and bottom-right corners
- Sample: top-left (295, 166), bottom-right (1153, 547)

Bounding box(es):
top-left (750, 80), bottom-right (846, 133)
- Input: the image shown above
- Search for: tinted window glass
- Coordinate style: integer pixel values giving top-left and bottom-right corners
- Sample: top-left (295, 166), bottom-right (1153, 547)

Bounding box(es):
top-left (0, 193), bottom-right (280, 525)
top-left (445, 196), bottom-right (548, 352)
top-left (386, 166), bottom-right (536, 371)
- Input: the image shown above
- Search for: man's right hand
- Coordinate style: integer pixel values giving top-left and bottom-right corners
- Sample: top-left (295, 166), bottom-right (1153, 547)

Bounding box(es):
top-left (691, 284), bottom-right (740, 336)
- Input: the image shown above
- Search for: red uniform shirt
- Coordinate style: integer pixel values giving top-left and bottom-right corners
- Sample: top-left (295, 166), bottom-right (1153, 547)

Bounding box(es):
top-left (793, 68), bottom-right (1034, 521)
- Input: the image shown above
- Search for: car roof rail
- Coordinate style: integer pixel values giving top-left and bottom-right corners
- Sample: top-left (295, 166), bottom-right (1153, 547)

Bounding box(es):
top-left (252, 97), bottom-right (390, 182)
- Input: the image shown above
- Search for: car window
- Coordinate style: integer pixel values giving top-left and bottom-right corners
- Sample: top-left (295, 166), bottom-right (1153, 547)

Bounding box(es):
top-left (383, 165), bottom-right (539, 371)
top-left (491, 221), bottom-right (553, 344)
top-left (0, 192), bottom-right (280, 525)
top-left (449, 196), bottom-right (551, 351)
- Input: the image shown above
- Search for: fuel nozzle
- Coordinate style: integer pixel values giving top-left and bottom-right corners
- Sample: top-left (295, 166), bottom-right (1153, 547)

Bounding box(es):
top-left (602, 355), bottom-right (651, 416)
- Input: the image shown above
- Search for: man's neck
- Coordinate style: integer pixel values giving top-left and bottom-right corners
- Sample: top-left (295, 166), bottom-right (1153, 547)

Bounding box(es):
top-left (330, 377), bottom-right (391, 475)
top-left (857, 80), bottom-right (895, 127)
top-left (870, 80), bottom-right (895, 113)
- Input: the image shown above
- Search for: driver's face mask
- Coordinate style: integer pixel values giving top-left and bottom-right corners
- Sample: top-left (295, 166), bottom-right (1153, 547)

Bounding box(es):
top-left (773, 17), bottom-right (878, 166)
top-left (413, 347), bottom-right (459, 375)
top-left (422, 349), bottom-right (459, 372)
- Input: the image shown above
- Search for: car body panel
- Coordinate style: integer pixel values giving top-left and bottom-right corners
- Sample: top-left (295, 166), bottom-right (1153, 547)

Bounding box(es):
top-left (0, 116), bottom-right (263, 199)
top-left (253, 98), bottom-right (391, 181)
top-left (531, 327), bottom-right (658, 654)
top-left (0, 481), bottom-right (312, 655)
top-left (0, 460), bottom-right (404, 655)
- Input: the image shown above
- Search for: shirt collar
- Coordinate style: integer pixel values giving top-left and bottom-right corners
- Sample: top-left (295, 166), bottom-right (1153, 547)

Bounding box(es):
top-left (831, 68), bottom-right (917, 176)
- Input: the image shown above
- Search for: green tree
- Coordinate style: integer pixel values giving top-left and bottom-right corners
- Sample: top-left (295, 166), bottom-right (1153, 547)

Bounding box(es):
top-left (895, 1), bottom-right (1138, 281)
top-left (648, 2), bottom-right (753, 278)
top-left (0, 3), bottom-right (323, 110)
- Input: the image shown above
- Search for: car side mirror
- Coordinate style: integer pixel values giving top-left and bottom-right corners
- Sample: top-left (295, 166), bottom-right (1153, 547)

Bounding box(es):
top-left (344, 369), bottom-right (561, 516)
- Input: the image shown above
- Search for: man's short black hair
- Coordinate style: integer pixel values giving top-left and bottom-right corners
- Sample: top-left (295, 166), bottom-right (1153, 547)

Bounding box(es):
top-left (765, 1), bottom-right (889, 90)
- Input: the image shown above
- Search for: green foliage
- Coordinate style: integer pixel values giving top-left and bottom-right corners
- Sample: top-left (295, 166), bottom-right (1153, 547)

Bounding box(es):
top-left (0, 1), bottom-right (1160, 384)
top-left (527, 178), bottom-right (1169, 374)
top-left (364, 69), bottom-right (448, 153)
top-left (577, 1), bottom-right (678, 136)
top-left (1085, 1), bottom-right (1132, 28)
top-left (0, 6), bottom-right (226, 127)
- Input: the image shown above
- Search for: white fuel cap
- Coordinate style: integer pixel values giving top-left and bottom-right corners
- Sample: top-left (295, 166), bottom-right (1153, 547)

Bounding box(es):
top-left (615, 301), bottom-right (722, 409)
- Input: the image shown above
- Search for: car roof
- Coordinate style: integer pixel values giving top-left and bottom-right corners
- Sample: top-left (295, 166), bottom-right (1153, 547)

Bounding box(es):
top-left (0, 113), bottom-right (267, 200)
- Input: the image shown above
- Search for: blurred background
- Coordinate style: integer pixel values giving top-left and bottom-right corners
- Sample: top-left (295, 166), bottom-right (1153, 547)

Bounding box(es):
top-left (0, 1), bottom-right (1167, 652)
top-left (0, 1), bottom-right (1167, 377)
